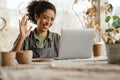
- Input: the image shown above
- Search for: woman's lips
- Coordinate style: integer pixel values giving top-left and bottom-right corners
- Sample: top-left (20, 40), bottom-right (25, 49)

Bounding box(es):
top-left (43, 26), bottom-right (49, 29)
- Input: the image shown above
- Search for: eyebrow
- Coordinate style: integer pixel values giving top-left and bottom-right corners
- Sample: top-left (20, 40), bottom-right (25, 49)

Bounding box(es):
top-left (42, 14), bottom-right (55, 17)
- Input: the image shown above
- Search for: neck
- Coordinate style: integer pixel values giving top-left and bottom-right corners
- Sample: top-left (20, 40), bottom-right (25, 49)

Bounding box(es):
top-left (36, 28), bottom-right (47, 36)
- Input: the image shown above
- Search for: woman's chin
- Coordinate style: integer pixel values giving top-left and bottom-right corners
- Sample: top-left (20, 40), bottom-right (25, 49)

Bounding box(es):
top-left (42, 28), bottom-right (48, 32)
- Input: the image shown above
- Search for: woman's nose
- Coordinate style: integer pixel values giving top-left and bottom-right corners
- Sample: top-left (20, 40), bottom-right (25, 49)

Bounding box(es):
top-left (46, 19), bottom-right (52, 26)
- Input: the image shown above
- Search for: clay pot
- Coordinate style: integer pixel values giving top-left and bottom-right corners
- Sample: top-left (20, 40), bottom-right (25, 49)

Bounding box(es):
top-left (1, 51), bottom-right (16, 66)
top-left (106, 44), bottom-right (120, 64)
top-left (16, 50), bottom-right (33, 64)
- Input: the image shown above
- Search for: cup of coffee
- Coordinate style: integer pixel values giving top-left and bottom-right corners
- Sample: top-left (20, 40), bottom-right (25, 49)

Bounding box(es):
top-left (1, 51), bottom-right (16, 66)
top-left (16, 50), bottom-right (33, 64)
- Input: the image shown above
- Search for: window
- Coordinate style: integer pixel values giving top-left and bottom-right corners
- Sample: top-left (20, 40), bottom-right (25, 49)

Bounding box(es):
top-left (108, 0), bottom-right (120, 16)
top-left (0, 0), bottom-right (99, 50)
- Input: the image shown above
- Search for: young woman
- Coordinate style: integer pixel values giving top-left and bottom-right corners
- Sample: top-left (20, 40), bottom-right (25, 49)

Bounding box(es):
top-left (12, 1), bottom-right (60, 58)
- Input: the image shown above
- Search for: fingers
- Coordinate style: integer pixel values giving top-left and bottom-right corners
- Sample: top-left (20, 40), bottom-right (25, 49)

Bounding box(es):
top-left (19, 15), bottom-right (28, 27)
top-left (29, 26), bottom-right (32, 31)
top-left (19, 15), bottom-right (32, 32)
top-left (24, 16), bottom-right (28, 26)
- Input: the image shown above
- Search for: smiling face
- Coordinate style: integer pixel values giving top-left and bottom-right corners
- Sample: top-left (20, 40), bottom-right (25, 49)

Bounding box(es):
top-left (35, 9), bottom-right (55, 33)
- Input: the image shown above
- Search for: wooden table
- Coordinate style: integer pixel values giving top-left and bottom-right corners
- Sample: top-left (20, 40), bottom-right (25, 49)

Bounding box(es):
top-left (0, 56), bottom-right (120, 80)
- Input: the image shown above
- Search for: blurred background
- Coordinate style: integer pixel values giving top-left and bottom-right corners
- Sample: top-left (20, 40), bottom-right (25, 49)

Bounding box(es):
top-left (0, 0), bottom-right (120, 51)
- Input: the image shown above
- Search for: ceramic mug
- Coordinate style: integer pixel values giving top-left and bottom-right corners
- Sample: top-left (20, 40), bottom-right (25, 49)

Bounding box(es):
top-left (16, 50), bottom-right (33, 64)
top-left (1, 51), bottom-right (16, 66)
top-left (93, 42), bottom-right (104, 57)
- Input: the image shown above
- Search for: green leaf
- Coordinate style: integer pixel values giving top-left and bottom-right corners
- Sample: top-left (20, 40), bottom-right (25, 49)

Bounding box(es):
top-left (113, 15), bottom-right (120, 20)
top-left (109, 4), bottom-right (113, 11)
top-left (112, 16), bottom-right (120, 28)
top-left (112, 21), bottom-right (120, 28)
top-left (105, 16), bottom-right (111, 22)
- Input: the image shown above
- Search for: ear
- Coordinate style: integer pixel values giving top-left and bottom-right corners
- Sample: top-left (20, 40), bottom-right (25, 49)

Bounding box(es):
top-left (35, 14), bottom-right (39, 21)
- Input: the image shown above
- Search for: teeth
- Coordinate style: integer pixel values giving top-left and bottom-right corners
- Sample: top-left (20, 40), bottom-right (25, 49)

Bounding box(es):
top-left (44, 26), bottom-right (49, 29)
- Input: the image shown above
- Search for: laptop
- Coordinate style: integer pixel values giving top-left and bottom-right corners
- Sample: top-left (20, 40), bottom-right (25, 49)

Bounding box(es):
top-left (55, 28), bottom-right (94, 60)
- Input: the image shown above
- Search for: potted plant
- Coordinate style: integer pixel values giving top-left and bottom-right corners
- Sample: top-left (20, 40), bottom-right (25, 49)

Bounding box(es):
top-left (103, 14), bottom-right (120, 64)
top-left (101, 2), bottom-right (120, 64)
top-left (104, 15), bottom-right (120, 44)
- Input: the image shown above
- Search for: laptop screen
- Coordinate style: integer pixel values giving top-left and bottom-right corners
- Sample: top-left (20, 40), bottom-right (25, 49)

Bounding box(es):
top-left (58, 28), bottom-right (94, 59)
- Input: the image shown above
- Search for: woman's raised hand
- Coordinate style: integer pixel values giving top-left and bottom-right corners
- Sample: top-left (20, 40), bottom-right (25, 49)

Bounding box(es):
top-left (19, 15), bottom-right (32, 38)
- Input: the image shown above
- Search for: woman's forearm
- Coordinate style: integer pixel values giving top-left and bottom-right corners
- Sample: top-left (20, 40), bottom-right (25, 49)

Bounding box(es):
top-left (12, 36), bottom-right (26, 51)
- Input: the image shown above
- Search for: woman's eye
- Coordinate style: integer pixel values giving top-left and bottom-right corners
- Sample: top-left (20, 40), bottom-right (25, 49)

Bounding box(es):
top-left (42, 15), bottom-right (55, 21)
top-left (43, 16), bottom-right (48, 19)
top-left (51, 18), bottom-right (55, 21)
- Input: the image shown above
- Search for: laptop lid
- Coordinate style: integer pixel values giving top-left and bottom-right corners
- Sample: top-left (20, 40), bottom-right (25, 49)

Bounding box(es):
top-left (58, 28), bottom-right (94, 59)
